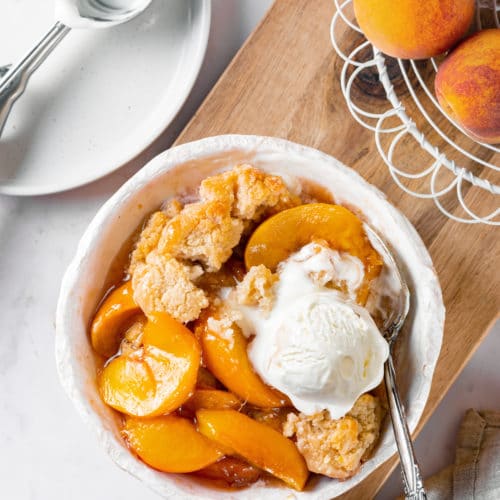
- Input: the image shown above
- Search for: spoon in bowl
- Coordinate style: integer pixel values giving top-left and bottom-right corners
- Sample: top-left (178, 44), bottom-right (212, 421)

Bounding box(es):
top-left (0, 0), bottom-right (152, 136)
top-left (364, 224), bottom-right (427, 500)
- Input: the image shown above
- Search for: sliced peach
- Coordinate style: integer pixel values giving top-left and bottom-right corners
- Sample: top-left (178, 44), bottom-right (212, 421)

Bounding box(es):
top-left (99, 312), bottom-right (200, 417)
top-left (124, 415), bottom-right (223, 473)
top-left (195, 310), bottom-right (289, 408)
top-left (197, 409), bottom-right (309, 491)
top-left (244, 203), bottom-right (382, 304)
top-left (90, 281), bottom-right (141, 358)
top-left (194, 456), bottom-right (262, 487)
top-left (184, 390), bottom-right (242, 412)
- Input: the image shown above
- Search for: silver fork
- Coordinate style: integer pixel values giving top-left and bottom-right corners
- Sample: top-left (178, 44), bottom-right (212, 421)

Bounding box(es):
top-left (364, 225), bottom-right (427, 500)
top-left (0, 0), bottom-right (152, 138)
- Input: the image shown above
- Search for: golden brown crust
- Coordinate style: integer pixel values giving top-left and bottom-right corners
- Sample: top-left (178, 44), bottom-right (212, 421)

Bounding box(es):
top-left (132, 251), bottom-right (208, 323)
top-left (158, 200), bottom-right (244, 273)
top-left (129, 211), bottom-right (170, 273)
top-left (236, 264), bottom-right (278, 312)
top-left (200, 164), bottom-right (301, 221)
top-left (129, 200), bottom-right (183, 273)
top-left (283, 394), bottom-right (383, 479)
top-left (162, 199), bottom-right (183, 218)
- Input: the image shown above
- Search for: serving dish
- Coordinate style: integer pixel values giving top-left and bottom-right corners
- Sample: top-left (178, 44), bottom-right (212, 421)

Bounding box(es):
top-left (0, 0), bottom-right (210, 195)
top-left (55, 134), bottom-right (444, 499)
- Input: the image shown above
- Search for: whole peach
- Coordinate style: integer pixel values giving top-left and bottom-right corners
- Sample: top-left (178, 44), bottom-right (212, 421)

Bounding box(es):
top-left (435, 29), bottom-right (500, 144)
top-left (353, 0), bottom-right (475, 59)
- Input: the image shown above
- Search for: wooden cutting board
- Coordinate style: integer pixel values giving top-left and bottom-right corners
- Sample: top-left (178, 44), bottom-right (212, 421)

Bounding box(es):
top-left (174, 0), bottom-right (500, 497)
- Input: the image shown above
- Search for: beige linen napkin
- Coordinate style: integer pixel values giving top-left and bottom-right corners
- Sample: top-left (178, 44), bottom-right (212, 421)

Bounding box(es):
top-left (398, 409), bottom-right (500, 499)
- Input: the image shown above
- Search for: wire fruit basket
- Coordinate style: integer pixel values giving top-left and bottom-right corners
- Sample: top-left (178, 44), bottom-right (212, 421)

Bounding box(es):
top-left (330, 0), bottom-right (500, 225)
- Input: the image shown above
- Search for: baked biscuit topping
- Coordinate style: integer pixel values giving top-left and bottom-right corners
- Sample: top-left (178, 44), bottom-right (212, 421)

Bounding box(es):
top-left (129, 199), bottom-right (183, 273)
top-left (158, 200), bottom-right (244, 272)
top-left (129, 211), bottom-right (170, 273)
top-left (132, 252), bottom-right (208, 323)
top-left (199, 164), bottom-right (301, 221)
top-left (236, 264), bottom-right (278, 311)
top-left (283, 394), bottom-right (383, 479)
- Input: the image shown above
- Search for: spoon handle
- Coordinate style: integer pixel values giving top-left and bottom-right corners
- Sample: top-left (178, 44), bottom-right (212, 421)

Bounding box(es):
top-left (0, 21), bottom-right (71, 136)
top-left (384, 353), bottom-right (427, 500)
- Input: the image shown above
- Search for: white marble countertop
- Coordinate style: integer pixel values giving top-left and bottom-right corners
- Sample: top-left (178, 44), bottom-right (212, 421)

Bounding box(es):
top-left (0, 1), bottom-right (498, 499)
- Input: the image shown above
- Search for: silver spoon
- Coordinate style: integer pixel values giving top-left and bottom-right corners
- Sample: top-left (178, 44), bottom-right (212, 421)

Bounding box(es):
top-left (0, 0), bottom-right (152, 137)
top-left (364, 224), bottom-right (427, 500)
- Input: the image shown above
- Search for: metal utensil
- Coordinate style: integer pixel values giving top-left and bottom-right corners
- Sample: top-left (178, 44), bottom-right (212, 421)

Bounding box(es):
top-left (0, 65), bottom-right (11, 78)
top-left (0, 0), bottom-right (151, 137)
top-left (364, 225), bottom-right (427, 500)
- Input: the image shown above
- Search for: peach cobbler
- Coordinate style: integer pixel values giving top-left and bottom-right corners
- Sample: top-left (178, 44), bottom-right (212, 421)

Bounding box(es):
top-left (90, 165), bottom-right (389, 491)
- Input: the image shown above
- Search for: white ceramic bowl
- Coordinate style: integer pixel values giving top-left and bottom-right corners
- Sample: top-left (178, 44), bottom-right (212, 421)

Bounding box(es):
top-left (55, 135), bottom-right (444, 499)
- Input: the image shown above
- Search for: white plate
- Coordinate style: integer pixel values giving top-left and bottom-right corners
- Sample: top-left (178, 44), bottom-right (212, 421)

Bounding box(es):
top-left (0, 0), bottom-right (210, 196)
top-left (56, 135), bottom-right (445, 499)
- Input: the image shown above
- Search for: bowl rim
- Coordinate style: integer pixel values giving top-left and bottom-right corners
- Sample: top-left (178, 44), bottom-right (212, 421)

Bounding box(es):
top-left (55, 134), bottom-right (445, 499)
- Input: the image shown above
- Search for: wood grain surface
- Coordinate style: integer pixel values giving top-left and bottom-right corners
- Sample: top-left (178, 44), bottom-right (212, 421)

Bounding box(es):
top-left (174, 0), bottom-right (500, 497)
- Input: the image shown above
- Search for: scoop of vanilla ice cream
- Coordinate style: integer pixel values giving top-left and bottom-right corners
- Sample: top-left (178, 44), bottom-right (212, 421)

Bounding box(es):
top-left (232, 242), bottom-right (389, 419)
top-left (251, 293), bottom-right (388, 418)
